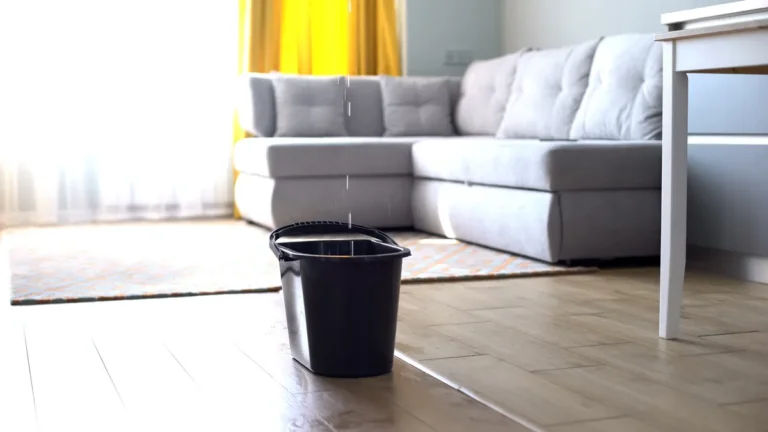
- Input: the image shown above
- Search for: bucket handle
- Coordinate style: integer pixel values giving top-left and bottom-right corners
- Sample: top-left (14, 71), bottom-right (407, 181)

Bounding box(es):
top-left (269, 221), bottom-right (399, 260)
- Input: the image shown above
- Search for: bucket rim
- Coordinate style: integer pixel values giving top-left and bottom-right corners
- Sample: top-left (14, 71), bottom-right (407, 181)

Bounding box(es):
top-left (275, 238), bottom-right (411, 262)
top-left (269, 221), bottom-right (411, 262)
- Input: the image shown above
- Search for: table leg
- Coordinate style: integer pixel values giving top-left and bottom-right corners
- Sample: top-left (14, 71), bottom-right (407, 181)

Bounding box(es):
top-left (660, 41), bottom-right (688, 339)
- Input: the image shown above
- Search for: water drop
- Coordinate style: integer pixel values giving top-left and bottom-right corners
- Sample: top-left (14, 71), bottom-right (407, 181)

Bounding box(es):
top-left (348, 212), bottom-right (352, 229)
top-left (351, 240), bottom-right (354, 256)
top-left (347, 102), bottom-right (351, 117)
top-left (346, 175), bottom-right (349, 190)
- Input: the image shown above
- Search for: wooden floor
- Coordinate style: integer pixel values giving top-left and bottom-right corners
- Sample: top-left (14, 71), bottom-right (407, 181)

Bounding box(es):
top-left (0, 293), bottom-right (528, 432)
top-left (4, 267), bottom-right (768, 431)
top-left (396, 267), bottom-right (768, 432)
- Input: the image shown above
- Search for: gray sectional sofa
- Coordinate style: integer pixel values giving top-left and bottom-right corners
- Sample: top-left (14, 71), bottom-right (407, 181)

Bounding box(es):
top-left (234, 33), bottom-right (663, 263)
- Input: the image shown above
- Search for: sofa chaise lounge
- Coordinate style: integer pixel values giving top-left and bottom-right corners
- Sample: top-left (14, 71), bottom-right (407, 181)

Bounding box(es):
top-left (234, 33), bottom-right (663, 263)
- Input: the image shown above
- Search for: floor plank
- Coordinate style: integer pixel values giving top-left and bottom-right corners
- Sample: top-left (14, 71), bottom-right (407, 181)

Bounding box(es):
top-left (432, 321), bottom-right (601, 372)
top-left (25, 316), bottom-right (127, 432)
top-left (599, 306), bottom-right (752, 338)
top-left (236, 335), bottom-right (339, 395)
top-left (0, 315), bottom-right (37, 432)
top-left (397, 292), bottom-right (486, 326)
top-left (394, 317), bottom-right (480, 361)
top-left (412, 284), bottom-right (606, 315)
top-left (565, 313), bottom-right (734, 356)
top-left (91, 325), bottom-right (205, 431)
top-left (548, 417), bottom-right (661, 432)
top-left (536, 365), bottom-right (765, 432)
top-left (469, 307), bottom-right (625, 348)
top-left (165, 332), bottom-right (331, 431)
top-left (725, 400), bottom-right (768, 424)
top-left (572, 342), bottom-right (768, 404)
top-left (421, 355), bottom-right (619, 426)
top-left (702, 331), bottom-right (768, 355)
top-left (684, 299), bottom-right (768, 331)
top-left (297, 389), bottom-right (436, 432)
top-left (329, 360), bottom-right (531, 432)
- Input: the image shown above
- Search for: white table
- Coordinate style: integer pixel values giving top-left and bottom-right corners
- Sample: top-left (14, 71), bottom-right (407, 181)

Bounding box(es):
top-left (658, 0), bottom-right (768, 339)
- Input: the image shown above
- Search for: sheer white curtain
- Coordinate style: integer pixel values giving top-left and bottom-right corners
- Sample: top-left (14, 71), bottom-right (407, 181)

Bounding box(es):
top-left (0, 1), bottom-right (238, 227)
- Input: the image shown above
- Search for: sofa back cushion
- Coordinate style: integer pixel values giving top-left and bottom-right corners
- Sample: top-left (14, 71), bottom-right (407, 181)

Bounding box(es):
top-left (237, 74), bottom-right (460, 138)
top-left (570, 34), bottom-right (662, 140)
top-left (345, 76), bottom-right (386, 136)
top-left (380, 76), bottom-right (455, 137)
top-left (272, 75), bottom-right (348, 137)
top-left (454, 49), bottom-right (529, 135)
top-left (496, 38), bottom-right (600, 139)
top-left (238, 73), bottom-right (276, 137)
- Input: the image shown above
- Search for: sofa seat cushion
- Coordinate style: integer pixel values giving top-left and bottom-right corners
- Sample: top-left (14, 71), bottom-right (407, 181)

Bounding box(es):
top-left (235, 137), bottom-right (457, 178)
top-left (412, 138), bottom-right (661, 191)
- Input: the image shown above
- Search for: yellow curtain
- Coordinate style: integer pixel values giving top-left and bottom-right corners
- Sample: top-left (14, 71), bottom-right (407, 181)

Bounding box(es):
top-left (279, 0), bottom-right (402, 75)
top-left (234, 0), bottom-right (283, 218)
top-left (348, 0), bottom-right (402, 75)
top-left (234, 0), bottom-right (401, 217)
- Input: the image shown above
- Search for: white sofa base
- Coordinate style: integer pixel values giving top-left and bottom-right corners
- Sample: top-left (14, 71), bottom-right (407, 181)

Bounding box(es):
top-left (235, 173), bottom-right (413, 229)
top-left (412, 179), bottom-right (660, 262)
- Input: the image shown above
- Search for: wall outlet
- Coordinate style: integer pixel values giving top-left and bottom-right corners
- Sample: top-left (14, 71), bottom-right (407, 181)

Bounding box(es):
top-left (443, 50), bottom-right (474, 66)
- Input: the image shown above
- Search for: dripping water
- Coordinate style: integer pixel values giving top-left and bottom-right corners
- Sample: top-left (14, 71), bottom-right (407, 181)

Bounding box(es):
top-left (348, 212), bottom-right (353, 256)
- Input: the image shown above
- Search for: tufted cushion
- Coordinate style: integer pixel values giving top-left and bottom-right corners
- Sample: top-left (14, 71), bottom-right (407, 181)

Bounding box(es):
top-left (238, 73), bottom-right (276, 137)
top-left (496, 39), bottom-right (600, 140)
top-left (272, 75), bottom-right (347, 137)
top-left (570, 34), bottom-right (662, 140)
top-left (345, 76), bottom-right (386, 137)
top-left (455, 49), bottom-right (529, 136)
top-left (380, 76), bottom-right (455, 137)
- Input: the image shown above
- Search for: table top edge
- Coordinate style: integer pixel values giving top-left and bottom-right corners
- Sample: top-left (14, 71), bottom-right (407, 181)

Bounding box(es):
top-left (661, 0), bottom-right (768, 25)
top-left (656, 16), bottom-right (768, 41)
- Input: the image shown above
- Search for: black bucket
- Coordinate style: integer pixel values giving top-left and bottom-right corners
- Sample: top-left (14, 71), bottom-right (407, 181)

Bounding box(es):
top-left (269, 221), bottom-right (411, 377)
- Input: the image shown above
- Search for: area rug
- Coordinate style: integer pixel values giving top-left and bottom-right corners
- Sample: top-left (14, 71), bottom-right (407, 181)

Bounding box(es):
top-left (2, 220), bottom-right (595, 305)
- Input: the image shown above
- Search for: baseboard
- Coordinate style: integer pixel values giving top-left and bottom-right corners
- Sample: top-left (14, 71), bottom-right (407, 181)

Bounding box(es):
top-left (688, 245), bottom-right (768, 285)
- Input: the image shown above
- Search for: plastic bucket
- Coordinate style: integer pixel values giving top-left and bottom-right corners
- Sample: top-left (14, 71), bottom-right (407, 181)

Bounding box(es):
top-left (269, 221), bottom-right (411, 377)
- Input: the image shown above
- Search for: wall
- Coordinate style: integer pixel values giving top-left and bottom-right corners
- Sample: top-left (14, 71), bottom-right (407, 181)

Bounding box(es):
top-left (402, 0), bottom-right (503, 76)
top-left (503, 0), bottom-right (768, 281)
top-left (503, 0), bottom-right (732, 52)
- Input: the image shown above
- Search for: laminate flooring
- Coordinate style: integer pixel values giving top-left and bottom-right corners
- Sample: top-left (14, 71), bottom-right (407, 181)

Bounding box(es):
top-left (5, 265), bottom-right (768, 431)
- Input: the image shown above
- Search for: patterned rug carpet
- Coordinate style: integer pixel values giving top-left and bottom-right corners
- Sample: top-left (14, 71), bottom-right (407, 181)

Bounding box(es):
top-left (2, 220), bottom-right (595, 305)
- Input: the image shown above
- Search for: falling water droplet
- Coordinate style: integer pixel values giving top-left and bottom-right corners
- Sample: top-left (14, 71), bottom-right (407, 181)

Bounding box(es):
top-left (347, 74), bottom-right (350, 87)
top-left (347, 102), bottom-right (351, 117)
top-left (351, 240), bottom-right (354, 256)
top-left (346, 175), bottom-right (349, 190)
top-left (348, 212), bottom-right (352, 229)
